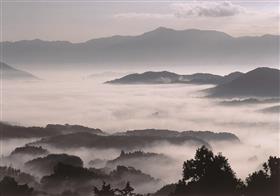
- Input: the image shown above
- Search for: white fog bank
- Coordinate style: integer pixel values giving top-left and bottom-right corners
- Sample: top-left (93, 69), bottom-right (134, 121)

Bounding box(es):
top-left (1, 70), bottom-right (279, 183)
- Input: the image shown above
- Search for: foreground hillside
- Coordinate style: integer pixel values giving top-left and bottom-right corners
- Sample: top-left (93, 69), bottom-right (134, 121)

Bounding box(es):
top-left (1, 146), bottom-right (279, 196)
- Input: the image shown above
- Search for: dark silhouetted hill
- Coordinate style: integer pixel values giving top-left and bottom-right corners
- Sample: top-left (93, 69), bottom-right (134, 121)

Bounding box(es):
top-left (0, 176), bottom-right (34, 196)
top-left (10, 145), bottom-right (49, 157)
top-left (0, 166), bottom-right (38, 187)
top-left (180, 73), bottom-right (224, 84)
top-left (25, 154), bottom-right (83, 176)
top-left (34, 131), bottom-right (209, 150)
top-left (40, 163), bottom-right (104, 194)
top-left (118, 129), bottom-right (240, 143)
top-left (223, 72), bottom-right (244, 83)
top-left (208, 67), bottom-right (280, 98)
top-left (106, 71), bottom-right (180, 84)
top-left (0, 122), bottom-right (59, 139)
top-left (41, 163), bottom-right (158, 195)
top-left (45, 124), bottom-right (104, 135)
top-left (106, 71), bottom-right (244, 85)
top-left (0, 122), bottom-right (105, 139)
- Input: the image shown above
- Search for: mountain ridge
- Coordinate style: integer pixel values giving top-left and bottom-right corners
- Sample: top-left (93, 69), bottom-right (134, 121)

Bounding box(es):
top-left (105, 70), bottom-right (243, 85)
top-left (3, 27), bottom-right (279, 44)
top-left (1, 27), bottom-right (279, 66)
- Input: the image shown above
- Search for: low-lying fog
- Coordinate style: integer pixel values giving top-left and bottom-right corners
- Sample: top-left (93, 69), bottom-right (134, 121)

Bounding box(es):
top-left (1, 68), bottom-right (279, 189)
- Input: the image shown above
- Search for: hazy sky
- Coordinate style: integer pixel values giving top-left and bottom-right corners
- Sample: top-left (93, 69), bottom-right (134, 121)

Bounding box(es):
top-left (1, 0), bottom-right (279, 42)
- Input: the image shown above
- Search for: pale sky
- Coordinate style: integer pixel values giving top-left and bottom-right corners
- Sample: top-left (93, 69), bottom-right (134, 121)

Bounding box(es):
top-left (1, 0), bottom-right (279, 42)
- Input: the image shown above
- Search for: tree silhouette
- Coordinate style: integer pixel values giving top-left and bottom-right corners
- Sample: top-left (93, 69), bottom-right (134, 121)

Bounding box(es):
top-left (172, 146), bottom-right (243, 196)
top-left (171, 180), bottom-right (188, 196)
top-left (246, 156), bottom-right (280, 196)
top-left (94, 182), bottom-right (116, 196)
top-left (120, 182), bottom-right (135, 196)
top-left (94, 181), bottom-right (142, 196)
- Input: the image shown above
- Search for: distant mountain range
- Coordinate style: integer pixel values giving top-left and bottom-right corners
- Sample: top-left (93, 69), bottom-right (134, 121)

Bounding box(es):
top-left (208, 67), bottom-right (280, 98)
top-left (105, 71), bottom-right (243, 85)
top-left (1, 27), bottom-right (279, 67)
top-left (0, 62), bottom-right (37, 80)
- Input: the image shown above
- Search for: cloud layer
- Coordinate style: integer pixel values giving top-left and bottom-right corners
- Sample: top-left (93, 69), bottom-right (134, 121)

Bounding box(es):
top-left (2, 70), bottom-right (279, 188)
top-left (172, 1), bottom-right (245, 18)
top-left (114, 1), bottom-right (246, 19)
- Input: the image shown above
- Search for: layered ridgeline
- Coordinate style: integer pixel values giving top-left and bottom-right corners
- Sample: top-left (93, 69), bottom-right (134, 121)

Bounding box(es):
top-left (1, 27), bottom-right (279, 66)
top-left (0, 123), bottom-right (105, 139)
top-left (106, 67), bottom-right (280, 98)
top-left (105, 150), bottom-right (173, 169)
top-left (33, 132), bottom-right (210, 150)
top-left (0, 122), bottom-right (239, 150)
top-left (105, 71), bottom-right (243, 85)
top-left (208, 67), bottom-right (280, 98)
top-left (115, 129), bottom-right (239, 143)
top-left (0, 61), bottom-right (38, 80)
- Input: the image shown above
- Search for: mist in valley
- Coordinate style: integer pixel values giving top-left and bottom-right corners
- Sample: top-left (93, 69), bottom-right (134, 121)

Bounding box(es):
top-left (0, 67), bottom-right (279, 195)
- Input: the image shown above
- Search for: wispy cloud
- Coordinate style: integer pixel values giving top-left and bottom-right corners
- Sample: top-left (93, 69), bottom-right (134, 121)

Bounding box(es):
top-left (172, 1), bottom-right (246, 18)
top-left (114, 1), bottom-right (246, 20)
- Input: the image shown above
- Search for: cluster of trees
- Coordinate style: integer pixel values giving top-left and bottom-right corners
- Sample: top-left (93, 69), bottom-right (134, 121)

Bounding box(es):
top-left (246, 156), bottom-right (279, 196)
top-left (94, 182), bottom-right (143, 196)
top-left (118, 150), bottom-right (157, 158)
top-left (171, 146), bottom-right (279, 196)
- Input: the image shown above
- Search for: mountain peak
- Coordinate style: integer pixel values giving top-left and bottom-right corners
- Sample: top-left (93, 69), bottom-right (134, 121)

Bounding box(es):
top-left (142, 27), bottom-right (233, 39)
top-left (142, 27), bottom-right (176, 36)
